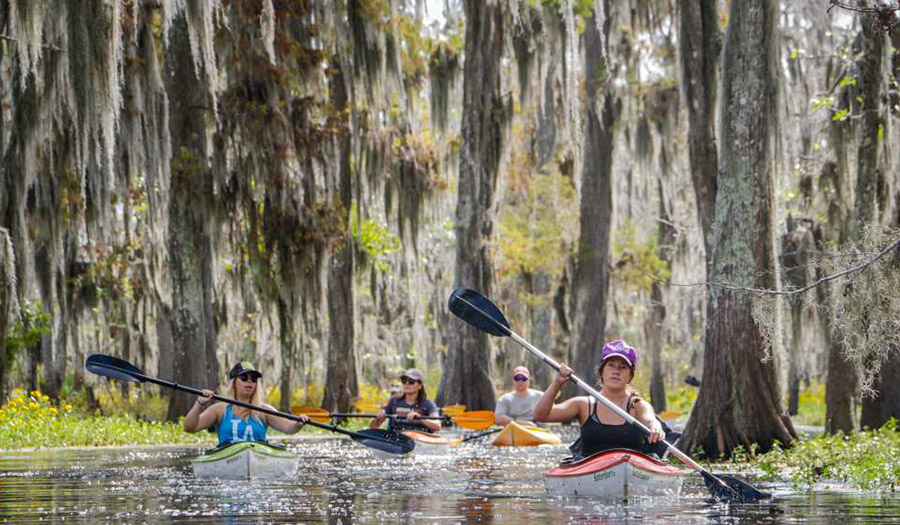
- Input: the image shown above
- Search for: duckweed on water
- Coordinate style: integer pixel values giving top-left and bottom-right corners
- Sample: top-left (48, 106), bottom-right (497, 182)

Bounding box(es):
top-left (0, 389), bottom-right (209, 449)
top-left (749, 419), bottom-right (900, 492)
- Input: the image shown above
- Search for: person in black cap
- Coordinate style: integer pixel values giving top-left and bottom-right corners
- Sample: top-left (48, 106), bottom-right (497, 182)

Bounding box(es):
top-left (370, 368), bottom-right (441, 433)
top-left (183, 361), bottom-right (308, 445)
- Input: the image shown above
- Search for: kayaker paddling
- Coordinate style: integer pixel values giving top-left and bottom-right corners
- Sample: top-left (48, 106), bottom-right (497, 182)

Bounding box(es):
top-left (183, 361), bottom-right (309, 445)
top-left (371, 368), bottom-right (442, 433)
top-left (534, 340), bottom-right (668, 458)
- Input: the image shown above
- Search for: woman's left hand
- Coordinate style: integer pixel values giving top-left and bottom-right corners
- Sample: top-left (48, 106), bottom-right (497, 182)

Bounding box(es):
top-left (297, 414), bottom-right (309, 424)
top-left (406, 411), bottom-right (419, 421)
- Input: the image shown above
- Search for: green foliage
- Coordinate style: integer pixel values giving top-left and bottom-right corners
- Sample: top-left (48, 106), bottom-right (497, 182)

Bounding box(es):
top-left (612, 221), bottom-right (672, 293)
top-left (497, 169), bottom-right (577, 282)
top-left (792, 382), bottom-right (826, 427)
top-left (5, 302), bottom-right (50, 364)
top-left (752, 420), bottom-right (900, 491)
top-left (0, 389), bottom-right (207, 449)
top-left (666, 386), bottom-right (698, 414)
top-left (350, 212), bottom-right (401, 271)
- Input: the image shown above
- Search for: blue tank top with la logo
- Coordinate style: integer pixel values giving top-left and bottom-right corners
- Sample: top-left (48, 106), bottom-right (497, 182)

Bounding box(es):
top-left (217, 405), bottom-right (268, 445)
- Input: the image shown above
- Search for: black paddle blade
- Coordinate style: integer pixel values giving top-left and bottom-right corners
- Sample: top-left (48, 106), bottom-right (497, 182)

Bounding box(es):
top-left (448, 288), bottom-right (511, 337)
top-left (351, 429), bottom-right (415, 455)
top-left (702, 471), bottom-right (770, 503)
top-left (85, 354), bottom-right (145, 383)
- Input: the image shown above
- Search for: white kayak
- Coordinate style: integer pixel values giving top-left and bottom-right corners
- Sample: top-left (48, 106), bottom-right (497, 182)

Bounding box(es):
top-left (545, 449), bottom-right (686, 499)
top-left (191, 441), bottom-right (300, 480)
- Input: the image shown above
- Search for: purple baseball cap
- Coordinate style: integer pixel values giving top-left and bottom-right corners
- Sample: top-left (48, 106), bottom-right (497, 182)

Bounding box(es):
top-left (601, 340), bottom-right (638, 368)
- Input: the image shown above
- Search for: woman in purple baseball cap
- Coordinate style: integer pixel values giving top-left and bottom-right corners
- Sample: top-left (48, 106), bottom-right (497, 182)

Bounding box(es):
top-left (533, 340), bottom-right (667, 458)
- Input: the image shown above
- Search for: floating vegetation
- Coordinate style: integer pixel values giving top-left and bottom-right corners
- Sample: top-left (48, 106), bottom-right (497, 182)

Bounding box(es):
top-left (749, 419), bottom-right (900, 492)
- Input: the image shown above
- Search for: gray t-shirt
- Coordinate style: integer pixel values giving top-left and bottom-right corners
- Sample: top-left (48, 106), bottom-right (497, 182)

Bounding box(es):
top-left (495, 389), bottom-right (544, 422)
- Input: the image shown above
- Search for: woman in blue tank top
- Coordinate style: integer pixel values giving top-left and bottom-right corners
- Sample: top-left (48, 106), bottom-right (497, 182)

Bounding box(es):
top-left (183, 361), bottom-right (308, 445)
top-left (533, 340), bottom-right (667, 457)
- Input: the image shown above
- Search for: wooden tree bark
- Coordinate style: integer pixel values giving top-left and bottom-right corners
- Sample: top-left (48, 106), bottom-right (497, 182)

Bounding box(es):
top-left (164, 13), bottom-right (219, 420)
top-left (780, 217), bottom-right (815, 416)
top-left (322, 61), bottom-right (359, 413)
top-left (648, 178), bottom-right (675, 410)
top-left (0, 228), bottom-right (15, 402)
top-left (679, 0), bottom-right (797, 457)
top-left (437, 0), bottom-right (506, 410)
top-left (853, 14), bottom-right (890, 430)
top-left (678, 0), bottom-right (720, 257)
top-left (568, 2), bottom-right (616, 393)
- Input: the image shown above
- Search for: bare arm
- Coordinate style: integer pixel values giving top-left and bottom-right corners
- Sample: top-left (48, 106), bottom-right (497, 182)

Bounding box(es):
top-left (262, 405), bottom-right (308, 434)
top-left (632, 398), bottom-right (665, 443)
top-left (183, 389), bottom-right (220, 432)
top-left (413, 409), bottom-right (443, 432)
top-left (533, 364), bottom-right (587, 424)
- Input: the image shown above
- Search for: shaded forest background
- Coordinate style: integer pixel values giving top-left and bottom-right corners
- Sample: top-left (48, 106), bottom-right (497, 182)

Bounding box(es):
top-left (1, 0), bottom-right (900, 458)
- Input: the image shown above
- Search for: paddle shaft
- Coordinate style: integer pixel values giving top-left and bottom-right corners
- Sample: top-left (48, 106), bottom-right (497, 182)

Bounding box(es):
top-left (326, 413), bottom-right (448, 420)
top-left (99, 362), bottom-right (381, 441)
top-left (454, 294), bottom-right (712, 477)
top-left (509, 331), bottom-right (708, 474)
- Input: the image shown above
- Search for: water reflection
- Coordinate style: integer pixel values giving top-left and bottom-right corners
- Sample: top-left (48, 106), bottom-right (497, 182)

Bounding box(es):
top-left (1, 440), bottom-right (900, 523)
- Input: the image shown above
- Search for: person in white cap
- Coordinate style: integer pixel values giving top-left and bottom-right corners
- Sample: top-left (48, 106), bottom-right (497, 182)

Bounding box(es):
top-left (494, 365), bottom-right (545, 426)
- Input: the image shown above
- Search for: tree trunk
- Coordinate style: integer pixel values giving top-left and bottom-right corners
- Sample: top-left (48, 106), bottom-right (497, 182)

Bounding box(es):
top-left (648, 178), bottom-right (675, 411)
top-left (780, 216), bottom-right (814, 416)
top-left (164, 13), bottom-right (218, 421)
top-left (322, 61), bottom-right (358, 413)
top-left (853, 12), bottom-right (890, 428)
top-left (679, 0), bottom-right (797, 458)
top-left (678, 0), bottom-right (720, 257)
top-left (437, 0), bottom-right (507, 410)
top-left (0, 228), bottom-right (15, 403)
top-left (568, 2), bottom-right (616, 396)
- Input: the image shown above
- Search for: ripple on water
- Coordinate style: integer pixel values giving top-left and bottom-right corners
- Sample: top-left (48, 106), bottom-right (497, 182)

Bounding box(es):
top-left (1, 438), bottom-right (900, 523)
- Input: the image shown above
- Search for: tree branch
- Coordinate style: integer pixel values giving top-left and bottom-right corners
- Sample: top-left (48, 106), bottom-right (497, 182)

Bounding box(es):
top-left (651, 237), bottom-right (900, 296)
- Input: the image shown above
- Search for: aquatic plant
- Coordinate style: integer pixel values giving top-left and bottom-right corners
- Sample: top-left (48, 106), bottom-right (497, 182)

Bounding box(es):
top-left (0, 389), bottom-right (208, 449)
top-left (752, 419), bottom-right (900, 492)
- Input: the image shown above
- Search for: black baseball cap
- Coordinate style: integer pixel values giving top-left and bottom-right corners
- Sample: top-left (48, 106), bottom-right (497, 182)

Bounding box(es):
top-left (229, 361), bottom-right (262, 380)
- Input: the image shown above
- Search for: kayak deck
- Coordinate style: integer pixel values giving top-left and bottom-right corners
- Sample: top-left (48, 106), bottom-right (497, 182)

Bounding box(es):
top-left (545, 449), bottom-right (686, 499)
top-left (191, 441), bottom-right (299, 480)
top-left (492, 421), bottom-right (562, 447)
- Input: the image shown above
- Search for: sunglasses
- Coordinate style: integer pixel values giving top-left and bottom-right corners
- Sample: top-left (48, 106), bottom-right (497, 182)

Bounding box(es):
top-left (238, 373), bottom-right (258, 383)
top-left (400, 378), bottom-right (420, 385)
top-left (513, 375), bottom-right (528, 382)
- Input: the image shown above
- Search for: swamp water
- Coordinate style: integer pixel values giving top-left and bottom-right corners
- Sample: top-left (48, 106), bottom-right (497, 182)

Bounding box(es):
top-left (1, 435), bottom-right (899, 523)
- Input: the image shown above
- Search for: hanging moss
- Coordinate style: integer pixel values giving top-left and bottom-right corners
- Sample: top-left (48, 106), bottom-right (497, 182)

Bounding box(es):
top-left (428, 42), bottom-right (459, 134)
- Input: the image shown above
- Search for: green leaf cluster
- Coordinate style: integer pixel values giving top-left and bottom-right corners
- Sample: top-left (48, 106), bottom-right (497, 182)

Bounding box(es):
top-left (5, 302), bottom-right (50, 364)
top-left (612, 221), bottom-right (671, 292)
top-left (497, 170), bottom-right (577, 281)
top-left (351, 213), bottom-right (401, 271)
top-left (752, 419), bottom-right (900, 492)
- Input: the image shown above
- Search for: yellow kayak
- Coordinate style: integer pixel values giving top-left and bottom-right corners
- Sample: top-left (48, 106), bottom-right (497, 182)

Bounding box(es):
top-left (492, 421), bottom-right (562, 447)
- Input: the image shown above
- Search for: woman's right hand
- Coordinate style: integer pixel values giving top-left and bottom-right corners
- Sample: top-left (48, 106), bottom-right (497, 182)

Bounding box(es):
top-left (555, 364), bottom-right (574, 387)
top-left (196, 389), bottom-right (214, 408)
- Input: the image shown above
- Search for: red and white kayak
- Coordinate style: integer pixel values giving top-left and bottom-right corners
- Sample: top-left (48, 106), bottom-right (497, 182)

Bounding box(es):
top-left (545, 449), bottom-right (686, 499)
top-left (402, 430), bottom-right (451, 454)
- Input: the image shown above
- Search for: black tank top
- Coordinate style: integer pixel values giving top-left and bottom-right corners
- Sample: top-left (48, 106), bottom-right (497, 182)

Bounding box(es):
top-left (579, 395), bottom-right (646, 457)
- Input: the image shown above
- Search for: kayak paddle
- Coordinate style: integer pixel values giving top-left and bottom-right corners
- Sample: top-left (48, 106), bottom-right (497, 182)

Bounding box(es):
top-left (85, 354), bottom-right (415, 456)
top-left (442, 404), bottom-right (467, 417)
top-left (447, 287), bottom-right (770, 503)
top-left (449, 427), bottom-right (503, 446)
top-left (291, 406), bottom-right (495, 430)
